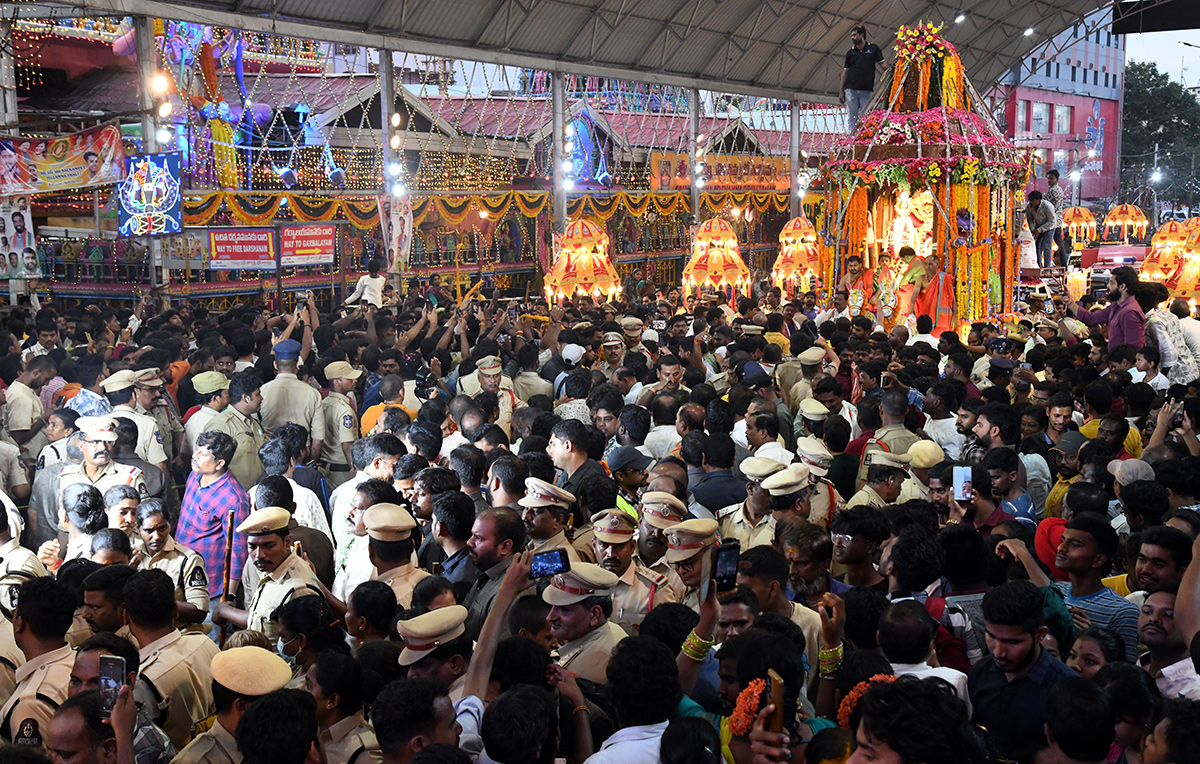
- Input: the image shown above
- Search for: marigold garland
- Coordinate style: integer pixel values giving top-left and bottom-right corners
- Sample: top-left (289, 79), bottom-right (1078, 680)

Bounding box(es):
top-left (837, 674), bottom-right (898, 729)
top-left (729, 678), bottom-right (766, 737)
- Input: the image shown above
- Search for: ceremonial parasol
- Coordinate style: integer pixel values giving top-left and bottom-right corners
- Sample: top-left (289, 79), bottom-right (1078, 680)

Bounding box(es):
top-left (1060, 207), bottom-right (1097, 241)
top-left (773, 217), bottom-right (819, 288)
top-left (544, 219), bottom-right (620, 300)
top-left (683, 218), bottom-right (748, 289)
top-left (1102, 204), bottom-right (1149, 239)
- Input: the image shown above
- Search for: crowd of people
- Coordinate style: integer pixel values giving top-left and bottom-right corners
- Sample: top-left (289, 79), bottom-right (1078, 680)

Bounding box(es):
top-left (0, 259), bottom-right (1198, 764)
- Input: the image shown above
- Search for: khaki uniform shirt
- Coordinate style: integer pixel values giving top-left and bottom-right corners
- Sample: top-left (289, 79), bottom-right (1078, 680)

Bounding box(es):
top-left (59, 462), bottom-right (148, 519)
top-left (141, 538), bottom-right (211, 624)
top-left (459, 373), bottom-right (525, 437)
top-left (319, 713), bottom-right (382, 764)
top-left (112, 404), bottom-right (169, 466)
top-left (611, 563), bottom-right (677, 636)
top-left (808, 479), bottom-right (842, 529)
top-left (260, 373), bottom-right (325, 440)
top-left (247, 553), bottom-right (323, 640)
top-left (371, 562), bottom-right (430, 610)
top-left (570, 526), bottom-right (597, 563)
top-left (0, 618), bottom-right (24, 706)
top-left (845, 484), bottom-right (888, 510)
top-left (556, 621), bottom-right (627, 684)
top-left (717, 502), bottom-right (775, 551)
top-left (0, 443), bottom-right (28, 500)
top-left (138, 402), bottom-right (184, 463)
top-left (898, 476), bottom-right (931, 504)
top-left (319, 393), bottom-right (358, 466)
top-left (512, 372), bottom-right (553, 404)
top-left (203, 408), bottom-right (265, 493)
top-left (3, 381), bottom-right (47, 463)
top-left (528, 531), bottom-right (581, 562)
top-left (137, 630), bottom-right (220, 750)
top-left (856, 424), bottom-right (921, 486)
top-left (0, 644), bottom-right (73, 747)
top-left (170, 718), bottom-right (241, 764)
top-left (0, 539), bottom-right (47, 613)
top-left (632, 552), bottom-right (686, 602)
top-left (183, 408), bottom-right (219, 457)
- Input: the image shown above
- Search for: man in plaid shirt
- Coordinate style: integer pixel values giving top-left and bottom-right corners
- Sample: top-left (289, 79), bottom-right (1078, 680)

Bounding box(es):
top-left (176, 430), bottom-right (250, 610)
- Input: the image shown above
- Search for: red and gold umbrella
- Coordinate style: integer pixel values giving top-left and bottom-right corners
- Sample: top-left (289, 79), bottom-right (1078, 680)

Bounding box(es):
top-left (774, 217), bottom-right (819, 288)
top-left (1184, 217), bottom-right (1200, 232)
top-left (1168, 232), bottom-right (1200, 297)
top-left (683, 218), bottom-right (749, 289)
top-left (1102, 204), bottom-right (1149, 239)
top-left (544, 219), bottom-right (621, 299)
top-left (1152, 220), bottom-right (1190, 250)
top-left (1061, 207), bottom-right (1097, 241)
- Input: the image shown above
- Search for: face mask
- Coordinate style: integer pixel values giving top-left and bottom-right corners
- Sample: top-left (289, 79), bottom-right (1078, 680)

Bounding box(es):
top-left (277, 636), bottom-right (297, 667)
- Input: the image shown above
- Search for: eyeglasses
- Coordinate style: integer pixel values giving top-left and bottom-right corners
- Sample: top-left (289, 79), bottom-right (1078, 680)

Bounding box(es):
top-left (832, 533), bottom-right (856, 546)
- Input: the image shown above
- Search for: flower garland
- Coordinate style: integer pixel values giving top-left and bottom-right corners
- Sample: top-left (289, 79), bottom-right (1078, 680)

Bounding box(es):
top-left (837, 674), bottom-right (898, 729)
top-left (839, 109), bottom-right (1008, 149)
top-left (823, 157), bottom-right (1027, 192)
top-left (729, 678), bottom-right (767, 736)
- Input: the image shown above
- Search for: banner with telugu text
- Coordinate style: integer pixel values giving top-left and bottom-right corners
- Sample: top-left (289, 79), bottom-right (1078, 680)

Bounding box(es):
top-left (0, 124), bottom-right (126, 196)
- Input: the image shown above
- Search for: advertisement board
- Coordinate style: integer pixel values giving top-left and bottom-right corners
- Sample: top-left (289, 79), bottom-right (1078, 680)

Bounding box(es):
top-left (0, 123), bottom-right (125, 196)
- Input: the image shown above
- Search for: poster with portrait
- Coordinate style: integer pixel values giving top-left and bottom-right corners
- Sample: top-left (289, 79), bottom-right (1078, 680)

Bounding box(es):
top-left (0, 124), bottom-right (125, 196)
top-left (0, 196), bottom-right (37, 279)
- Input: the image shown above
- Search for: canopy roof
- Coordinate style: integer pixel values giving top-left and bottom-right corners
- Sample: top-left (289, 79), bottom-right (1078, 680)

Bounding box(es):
top-left (66, 0), bottom-right (1107, 100)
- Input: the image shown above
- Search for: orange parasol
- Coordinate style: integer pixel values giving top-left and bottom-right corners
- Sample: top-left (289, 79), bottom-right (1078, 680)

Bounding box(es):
top-left (683, 218), bottom-right (749, 289)
top-left (1060, 207), bottom-right (1097, 241)
top-left (1167, 232), bottom-right (1200, 296)
top-left (1184, 217), bottom-right (1200, 232)
top-left (1152, 220), bottom-right (1191, 250)
top-left (1102, 204), bottom-right (1149, 239)
top-left (544, 219), bottom-right (621, 300)
top-left (774, 217), bottom-right (819, 288)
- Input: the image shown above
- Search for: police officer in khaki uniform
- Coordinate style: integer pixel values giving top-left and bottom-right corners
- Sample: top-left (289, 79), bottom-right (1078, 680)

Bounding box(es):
top-left (318, 684), bottom-right (382, 764)
top-left (319, 361), bottom-right (361, 489)
top-left (103, 370), bottom-right (169, 474)
top-left (260, 340), bottom-right (325, 451)
top-left (664, 518), bottom-right (719, 612)
top-left (214, 507), bottom-right (323, 641)
top-left (594, 332), bottom-right (626, 377)
top-left (58, 416), bottom-right (148, 523)
top-left (126, 568), bottom-right (220, 749)
top-left (620, 317), bottom-right (648, 356)
top-left (1, 578), bottom-right (76, 747)
top-left (396, 605), bottom-right (471, 703)
top-left (364, 503), bottom-right (429, 609)
top-left (718, 457), bottom-right (786, 551)
top-left (459, 356), bottom-right (523, 438)
top-left (172, 646), bottom-right (292, 764)
top-left (845, 451), bottom-right (910, 510)
top-left (202, 371), bottom-right (266, 493)
top-left (591, 509), bottom-right (677, 636)
top-left (543, 563), bottom-right (626, 684)
top-left (761, 464), bottom-right (813, 525)
top-left (133, 369), bottom-right (184, 465)
top-left (633, 491), bottom-right (687, 581)
top-left (0, 510), bottom-right (47, 613)
top-left (795, 436), bottom-right (842, 528)
top-left (788, 347), bottom-right (827, 409)
top-left (136, 501), bottom-right (210, 629)
top-left (0, 618), bottom-right (24, 705)
top-left (519, 478), bottom-right (581, 562)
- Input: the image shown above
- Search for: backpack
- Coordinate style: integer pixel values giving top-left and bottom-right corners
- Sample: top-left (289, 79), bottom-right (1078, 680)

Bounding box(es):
top-left (925, 597), bottom-right (971, 674)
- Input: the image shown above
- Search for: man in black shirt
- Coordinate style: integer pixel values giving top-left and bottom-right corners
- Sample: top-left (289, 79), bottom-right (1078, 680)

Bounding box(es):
top-left (840, 24), bottom-right (884, 130)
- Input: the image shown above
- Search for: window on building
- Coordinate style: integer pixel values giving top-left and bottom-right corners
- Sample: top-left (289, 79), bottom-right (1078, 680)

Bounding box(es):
top-left (1071, 66), bottom-right (1077, 82)
top-left (1053, 149), bottom-right (1068, 170)
top-left (1055, 105), bottom-right (1072, 133)
top-left (1017, 100), bottom-right (1029, 131)
top-left (1045, 62), bottom-right (1051, 77)
top-left (1104, 72), bottom-right (1109, 87)
top-left (1056, 63), bottom-right (1061, 78)
top-left (1034, 148), bottom-right (1047, 177)
top-left (1093, 70), bottom-right (1099, 85)
top-left (1032, 102), bottom-right (1050, 133)
top-left (1106, 31), bottom-right (1112, 46)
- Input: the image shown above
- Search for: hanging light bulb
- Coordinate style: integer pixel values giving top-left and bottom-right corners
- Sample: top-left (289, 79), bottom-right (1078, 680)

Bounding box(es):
top-left (155, 127), bottom-right (173, 144)
top-left (564, 124), bottom-right (575, 138)
top-left (391, 113), bottom-right (401, 127)
top-left (390, 134), bottom-right (401, 150)
top-left (276, 166), bottom-right (298, 188)
top-left (151, 73), bottom-right (169, 94)
top-left (391, 181), bottom-right (407, 196)
top-left (157, 101), bottom-right (173, 118)
top-left (387, 162), bottom-right (402, 177)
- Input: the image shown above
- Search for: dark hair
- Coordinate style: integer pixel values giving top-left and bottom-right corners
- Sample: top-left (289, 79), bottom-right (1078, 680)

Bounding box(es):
top-left (81, 563), bottom-right (137, 607)
top-left (480, 685), bottom-right (553, 764)
top-left (449, 445), bottom-right (486, 489)
top-left (704, 432), bottom-right (735, 469)
top-left (831, 506), bottom-right (890, 545)
top-left (414, 466), bottom-right (461, 497)
top-left (355, 478), bottom-right (400, 508)
top-left (842, 587), bottom-right (890, 649)
top-left (89, 528), bottom-right (133, 561)
top-left (887, 526), bottom-right (944, 592)
top-left (57, 690), bottom-right (115, 746)
top-left (310, 651), bottom-right (375, 716)
top-left (410, 576), bottom-right (459, 616)
top-left (1123, 480), bottom-right (1171, 527)
top-left (605, 636), bottom-right (681, 727)
top-left (1093, 662), bottom-right (1161, 726)
top-left (487, 455), bottom-right (528, 497)
top-left (77, 632), bottom-right (140, 676)
top-left (196, 430), bottom-right (236, 466)
top-left (1074, 626), bottom-right (1127, 665)
top-left (15, 577), bottom-right (76, 639)
top-left (277, 596), bottom-right (349, 656)
top-left (371, 678), bottom-right (449, 755)
top-left (976, 403), bottom-right (1020, 445)
top-left (981, 581), bottom-right (1045, 634)
top-left (349, 580), bottom-right (396, 636)
top-left (878, 600), bottom-right (939, 665)
top-left (235, 689), bottom-right (319, 764)
top-left (737, 546), bottom-right (788, 588)
top-left (122, 569), bottom-right (176, 630)
top-left (1066, 512), bottom-right (1119, 575)
top-left (432, 492), bottom-right (475, 542)
top-left (660, 717), bottom-right (721, 764)
top-left (938, 523), bottom-right (988, 587)
top-left (407, 423), bottom-right (443, 461)
top-left (63, 483), bottom-right (107, 535)
top-left (1046, 676), bottom-right (1115, 761)
top-left (857, 677), bottom-right (983, 764)
top-left (229, 370), bottom-right (262, 404)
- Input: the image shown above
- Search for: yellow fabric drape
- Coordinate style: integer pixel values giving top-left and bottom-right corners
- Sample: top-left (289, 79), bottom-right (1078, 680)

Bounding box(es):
top-left (226, 194), bottom-right (283, 226)
top-left (289, 195), bottom-right (340, 222)
top-left (183, 193), bottom-right (224, 226)
top-left (340, 198), bottom-right (380, 229)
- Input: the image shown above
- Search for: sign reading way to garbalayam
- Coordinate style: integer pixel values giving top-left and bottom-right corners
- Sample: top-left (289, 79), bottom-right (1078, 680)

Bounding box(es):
top-left (208, 229), bottom-right (277, 270)
top-left (280, 224), bottom-right (336, 267)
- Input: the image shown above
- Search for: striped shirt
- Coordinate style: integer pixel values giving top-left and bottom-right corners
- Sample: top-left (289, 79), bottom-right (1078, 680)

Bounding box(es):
top-left (1057, 582), bottom-right (1139, 662)
top-left (176, 471), bottom-right (251, 599)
